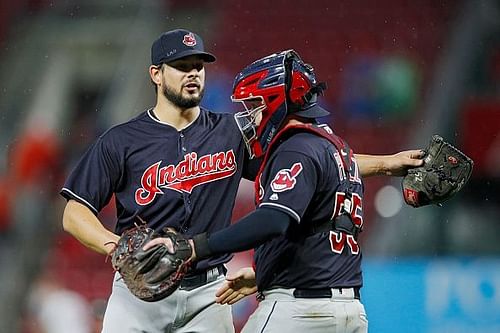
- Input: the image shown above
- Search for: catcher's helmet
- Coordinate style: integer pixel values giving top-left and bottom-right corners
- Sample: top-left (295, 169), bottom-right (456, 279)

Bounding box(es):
top-left (231, 50), bottom-right (328, 158)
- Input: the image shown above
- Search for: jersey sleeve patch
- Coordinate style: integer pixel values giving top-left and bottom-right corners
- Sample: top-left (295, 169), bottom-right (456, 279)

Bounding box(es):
top-left (260, 149), bottom-right (318, 223)
top-left (270, 162), bottom-right (303, 193)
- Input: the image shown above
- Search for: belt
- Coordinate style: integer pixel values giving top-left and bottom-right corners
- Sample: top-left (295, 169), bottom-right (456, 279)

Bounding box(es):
top-left (180, 265), bottom-right (226, 291)
top-left (293, 287), bottom-right (360, 300)
top-left (258, 287), bottom-right (361, 302)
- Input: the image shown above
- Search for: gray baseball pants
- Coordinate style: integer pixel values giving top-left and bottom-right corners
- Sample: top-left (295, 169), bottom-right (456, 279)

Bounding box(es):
top-left (101, 271), bottom-right (234, 333)
top-left (242, 287), bottom-right (368, 333)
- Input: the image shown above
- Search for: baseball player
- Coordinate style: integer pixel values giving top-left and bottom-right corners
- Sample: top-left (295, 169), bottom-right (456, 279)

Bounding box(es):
top-left (61, 29), bottom-right (422, 333)
top-left (61, 29), bottom-right (247, 332)
top-left (177, 50), bottom-right (373, 332)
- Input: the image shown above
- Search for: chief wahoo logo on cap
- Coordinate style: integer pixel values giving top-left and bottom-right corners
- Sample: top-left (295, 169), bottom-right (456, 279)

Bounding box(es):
top-left (183, 33), bottom-right (197, 47)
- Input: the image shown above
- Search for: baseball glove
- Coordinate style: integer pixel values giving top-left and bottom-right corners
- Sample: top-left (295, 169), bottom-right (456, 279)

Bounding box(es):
top-left (402, 135), bottom-right (473, 207)
top-left (110, 225), bottom-right (193, 302)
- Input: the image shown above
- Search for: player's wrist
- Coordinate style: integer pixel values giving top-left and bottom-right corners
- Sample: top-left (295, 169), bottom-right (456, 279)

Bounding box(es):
top-left (368, 155), bottom-right (391, 176)
top-left (192, 232), bottom-right (212, 260)
top-left (104, 234), bottom-right (120, 255)
top-left (383, 155), bottom-right (396, 176)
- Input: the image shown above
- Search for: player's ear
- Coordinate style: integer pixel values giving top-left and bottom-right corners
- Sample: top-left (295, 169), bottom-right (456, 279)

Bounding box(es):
top-left (149, 65), bottom-right (163, 86)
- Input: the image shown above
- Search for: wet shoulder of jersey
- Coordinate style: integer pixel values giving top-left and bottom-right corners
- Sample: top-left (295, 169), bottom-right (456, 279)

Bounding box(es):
top-left (98, 111), bottom-right (156, 142)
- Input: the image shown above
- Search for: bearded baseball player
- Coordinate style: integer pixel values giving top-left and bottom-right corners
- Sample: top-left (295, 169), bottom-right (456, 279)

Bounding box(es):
top-left (61, 28), bottom-right (422, 332)
top-left (61, 29), bottom-right (252, 332)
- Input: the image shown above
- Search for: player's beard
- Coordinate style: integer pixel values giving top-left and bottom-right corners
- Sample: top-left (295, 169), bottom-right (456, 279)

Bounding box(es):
top-left (162, 82), bottom-right (204, 109)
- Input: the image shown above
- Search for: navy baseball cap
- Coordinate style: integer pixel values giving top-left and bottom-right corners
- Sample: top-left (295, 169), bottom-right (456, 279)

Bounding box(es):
top-left (151, 29), bottom-right (216, 65)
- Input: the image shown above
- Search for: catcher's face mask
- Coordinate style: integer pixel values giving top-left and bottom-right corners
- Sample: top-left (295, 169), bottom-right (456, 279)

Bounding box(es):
top-left (231, 50), bottom-right (329, 158)
top-left (232, 97), bottom-right (266, 158)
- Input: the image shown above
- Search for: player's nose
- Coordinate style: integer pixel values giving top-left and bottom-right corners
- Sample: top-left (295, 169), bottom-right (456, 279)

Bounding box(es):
top-left (186, 69), bottom-right (201, 78)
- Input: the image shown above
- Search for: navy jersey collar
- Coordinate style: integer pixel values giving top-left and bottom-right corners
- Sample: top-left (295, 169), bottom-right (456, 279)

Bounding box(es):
top-left (146, 108), bottom-right (202, 132)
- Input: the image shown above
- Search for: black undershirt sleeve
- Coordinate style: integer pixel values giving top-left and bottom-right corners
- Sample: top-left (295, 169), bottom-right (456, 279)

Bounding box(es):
top-left (194, 207), bottom-right (294, 259)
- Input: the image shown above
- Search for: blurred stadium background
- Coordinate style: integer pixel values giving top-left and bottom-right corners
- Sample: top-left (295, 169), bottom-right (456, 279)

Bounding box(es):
top-left (0, 0), bottom-right (499, 332)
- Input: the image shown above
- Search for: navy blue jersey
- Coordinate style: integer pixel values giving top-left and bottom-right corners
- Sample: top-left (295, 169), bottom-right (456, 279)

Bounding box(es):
top-left (61, 108), bottom-right (249, 271)
top-left (253, 125), bottom-right (365, 290)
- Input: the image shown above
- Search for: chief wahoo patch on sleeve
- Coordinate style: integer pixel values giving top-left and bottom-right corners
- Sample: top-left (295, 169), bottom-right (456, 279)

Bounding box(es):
top-left (270, 162), bottom-right (303, 192)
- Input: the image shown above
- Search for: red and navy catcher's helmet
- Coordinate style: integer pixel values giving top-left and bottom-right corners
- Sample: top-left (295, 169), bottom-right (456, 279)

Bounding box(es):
top-left (231, 50), bottom-right (328, 158)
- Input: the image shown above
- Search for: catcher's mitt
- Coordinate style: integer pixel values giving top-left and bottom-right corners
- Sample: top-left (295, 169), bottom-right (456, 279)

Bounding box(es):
top-left (402, 135), bottom-right (473, 207)
top-left (110, 225), bottom-right (192, 302)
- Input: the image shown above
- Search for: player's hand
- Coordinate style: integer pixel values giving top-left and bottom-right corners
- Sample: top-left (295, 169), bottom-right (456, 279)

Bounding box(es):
top-left (142, 237), bottom-right (174, 252)
top-left (215, 267), bottom-right (257, 305)
top-left (142, 227), bottom-right (178, 254)
top-left (143, 236), bottom-right (199, 262)
top-left (383, 149), bottom-right (424, 176)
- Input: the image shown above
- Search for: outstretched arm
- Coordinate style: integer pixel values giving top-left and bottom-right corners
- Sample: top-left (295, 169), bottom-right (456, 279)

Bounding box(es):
top-left (355, 150), bottom-right (424, 177)
top-left (144, 207), bottom-right (293, 260)
top-left (142, 208), bottom-right (288, 304)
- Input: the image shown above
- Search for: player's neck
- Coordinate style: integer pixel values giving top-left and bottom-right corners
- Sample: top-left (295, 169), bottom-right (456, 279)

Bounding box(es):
top-left (153, 100), bottom-right (200, 130)
top-left (285, 117), bottom-right (307, 126)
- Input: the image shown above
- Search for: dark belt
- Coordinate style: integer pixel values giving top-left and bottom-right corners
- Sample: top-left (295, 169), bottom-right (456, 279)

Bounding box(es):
top-left (180, 265), bottom-right (226, 291)
top-left (293, 287), bottom-right (360, 300)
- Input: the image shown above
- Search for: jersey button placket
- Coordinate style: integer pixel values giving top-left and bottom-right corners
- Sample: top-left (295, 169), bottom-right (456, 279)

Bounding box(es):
top-left (180, 132), bottom-right (187, 152)
top-left (178, 130), bottom-right (192, 232)
top-left (178, 131), bottom-right (185, 154)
